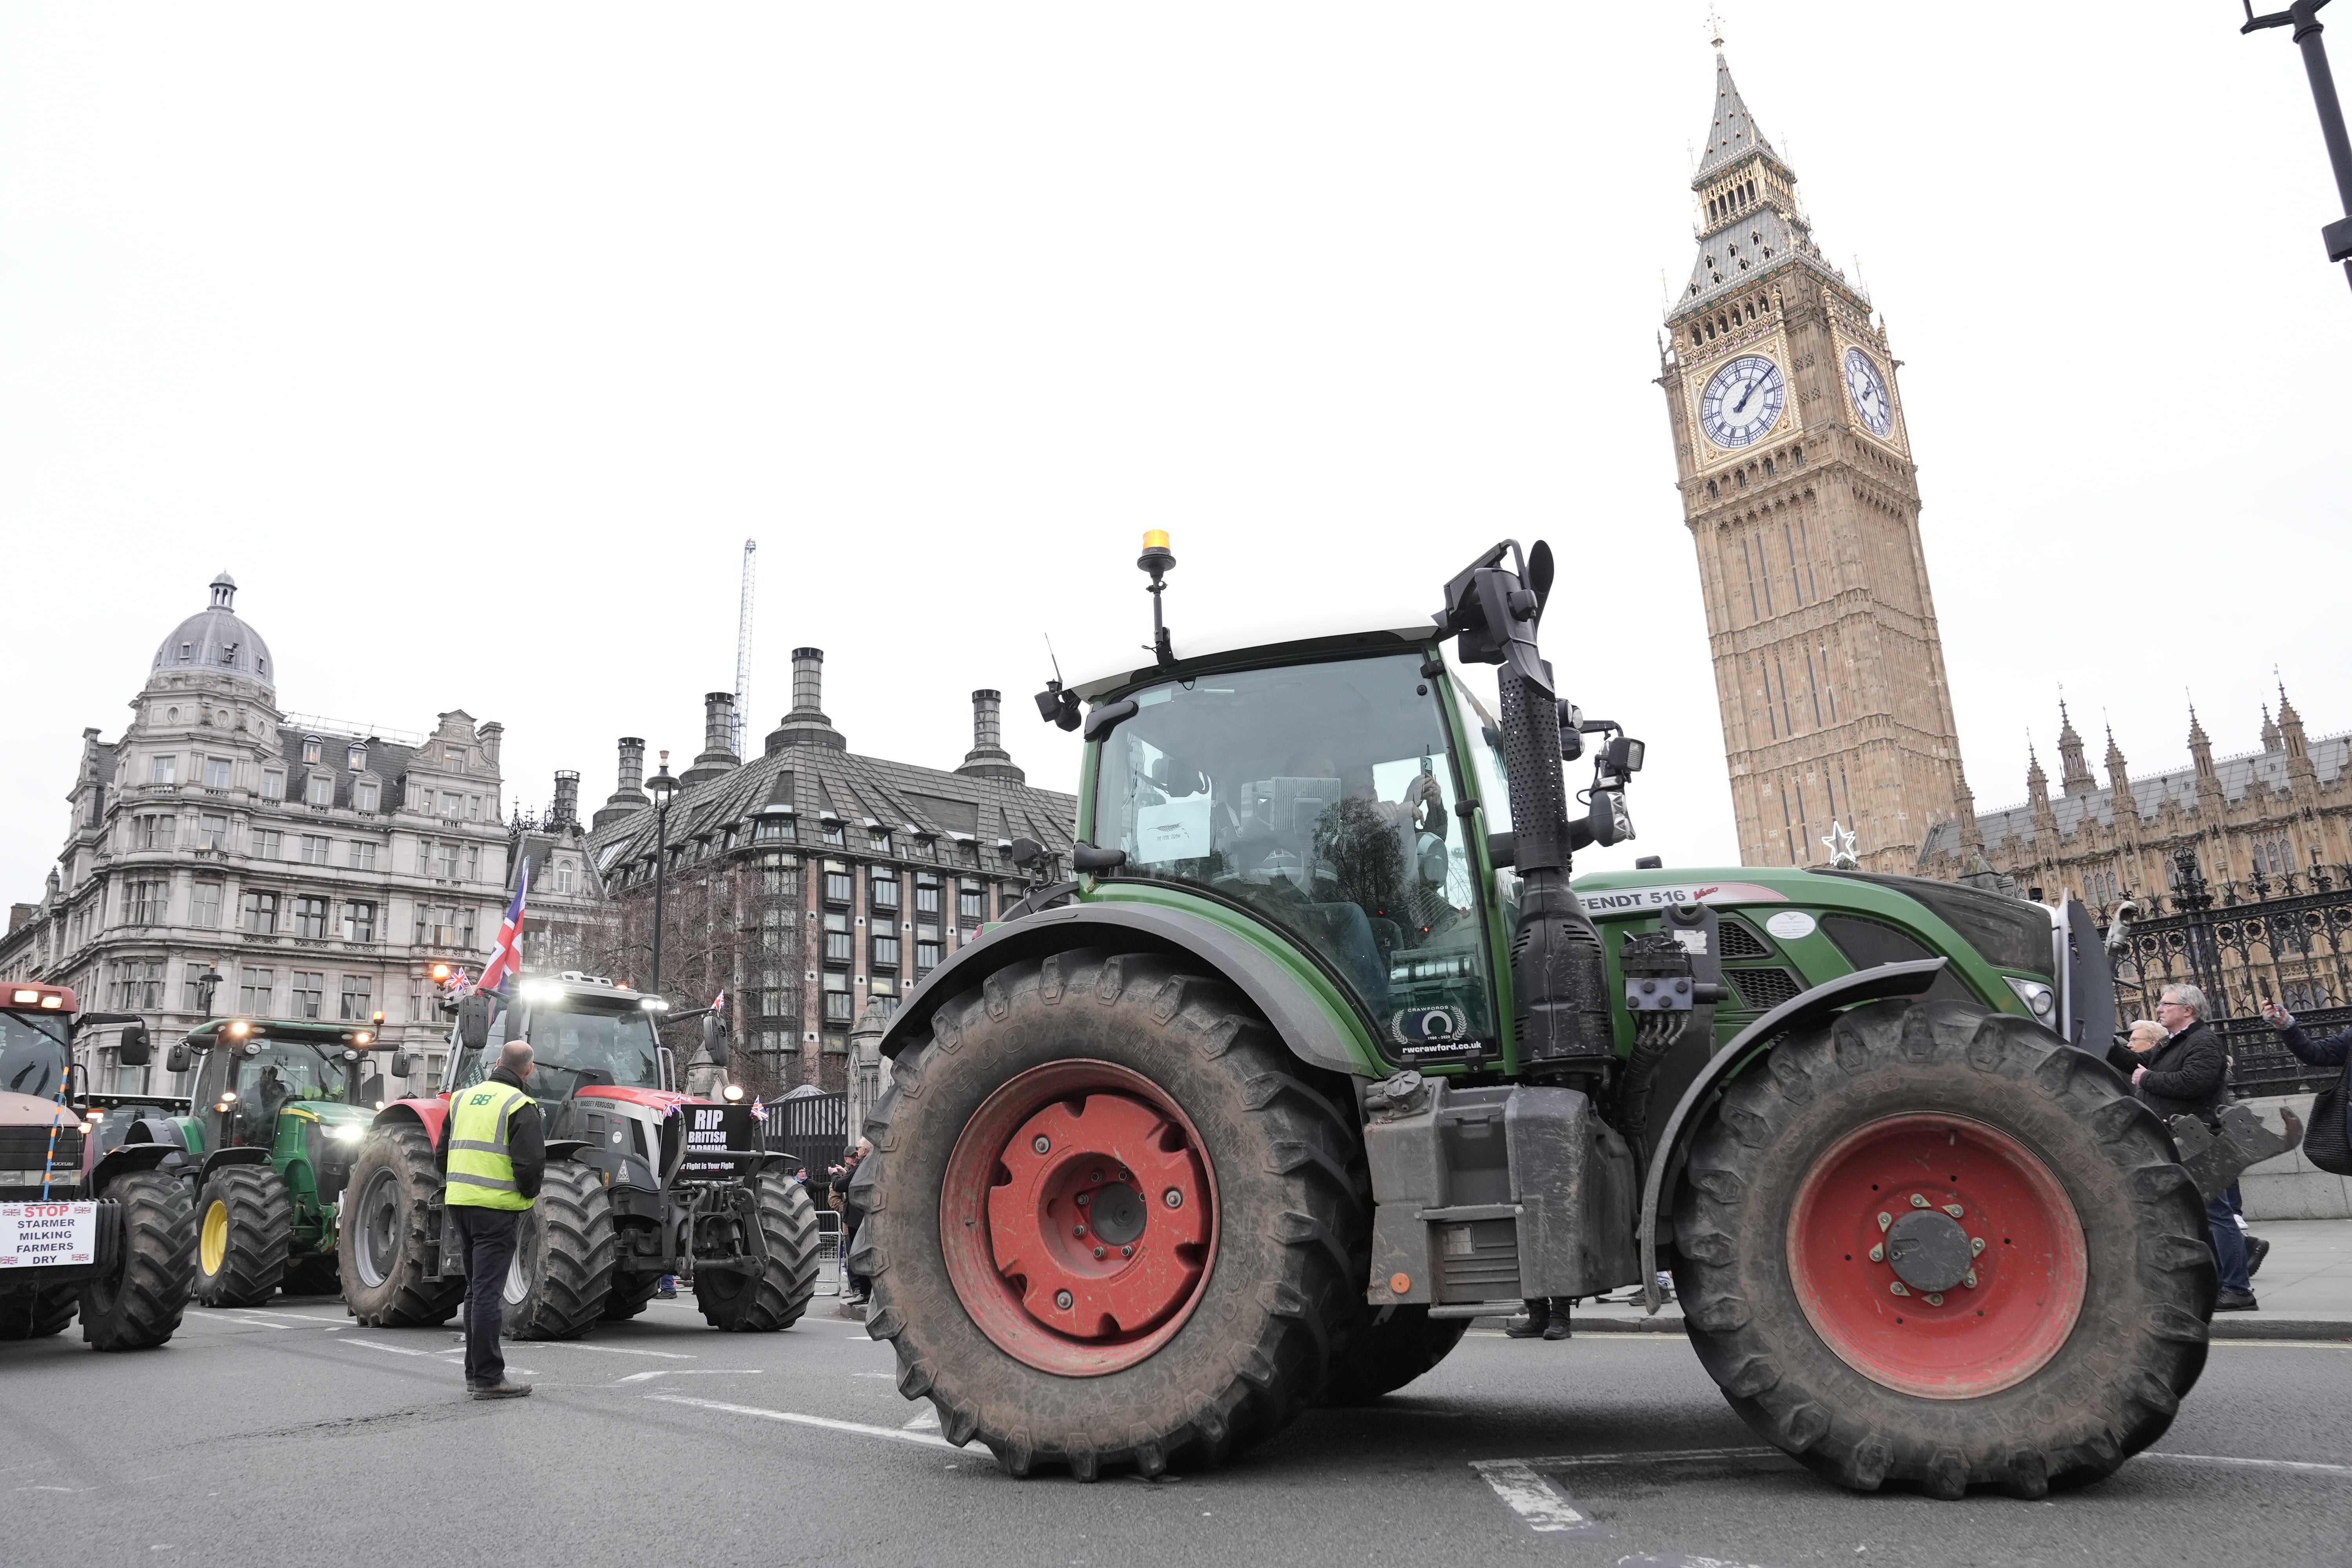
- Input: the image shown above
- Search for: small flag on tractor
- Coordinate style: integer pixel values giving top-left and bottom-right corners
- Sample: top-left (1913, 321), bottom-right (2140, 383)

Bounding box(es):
top-left (750, 1097), bottom-right (767, 1124)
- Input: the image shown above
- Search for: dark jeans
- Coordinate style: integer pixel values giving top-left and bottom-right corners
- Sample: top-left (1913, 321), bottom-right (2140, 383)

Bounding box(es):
top-left (2207, 1182), bottom-right (2250, 1296)
top-left (451, 1205), bottom-right (521, 1387)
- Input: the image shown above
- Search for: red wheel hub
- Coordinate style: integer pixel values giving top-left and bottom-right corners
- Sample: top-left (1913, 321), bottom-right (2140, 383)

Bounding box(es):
top-left (1787, 1114), bottom-right (2086, 1399)
top-left (940, 1060), bottom-right (1217, 1376)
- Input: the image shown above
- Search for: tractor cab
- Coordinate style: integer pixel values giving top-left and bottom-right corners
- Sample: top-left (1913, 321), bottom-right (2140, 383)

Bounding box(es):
top-left (176, 1017), bottom-right (388, 1156)
top-left (442, 972), bottom-right (672, 1102)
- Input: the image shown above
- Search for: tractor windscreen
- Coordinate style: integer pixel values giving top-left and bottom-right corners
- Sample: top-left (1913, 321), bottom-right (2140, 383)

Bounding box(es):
top-left (0, 1011), bottom-right (71, 1098)
top-left (1094, 651), bottom-right (1498, 1057)
top-left (232, 1040), bottom-right (358, 1113)
top-left (453, 998), bottom-right (663, 1098)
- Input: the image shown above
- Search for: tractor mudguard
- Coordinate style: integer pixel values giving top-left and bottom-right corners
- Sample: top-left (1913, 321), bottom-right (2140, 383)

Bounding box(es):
top-left (877, 900), bottom-right (1373, 1078)
top-left (374, 1096), bottom-right (449, 1143)
top-left (1636, 957), bottom-right (1949, 1314)
top-left (198, 1146), bottom-right (271, 1182)
top-left (89, 1142), bottom-right (176, 1196)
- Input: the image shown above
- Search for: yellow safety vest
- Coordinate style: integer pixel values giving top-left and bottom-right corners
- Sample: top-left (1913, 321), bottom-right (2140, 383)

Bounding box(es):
top-left (445, 1082), bottom-right (534, 1211)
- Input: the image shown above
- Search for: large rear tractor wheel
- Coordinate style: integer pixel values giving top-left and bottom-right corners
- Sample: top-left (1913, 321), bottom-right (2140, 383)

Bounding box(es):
top-left (1324, 1302), bottom-right (1468, 1405)
top-left (1673, 998), bottom-right (2213, 1499)
top-left (79, 1170), bottom-right (195, 1350)
top-left (855, 951), bottom-right (1368, 1479)
top-left (194, 1164), bottom-right (291, 1308)
top-left (341, 1124), bottom-right (463, 1327)
top-left (697, 1170), bottom-right (822, 1331)
top-left (0, 1283), bottom-right (78, 1340)
top-left (500, 1161), bottom-right (615, 1341)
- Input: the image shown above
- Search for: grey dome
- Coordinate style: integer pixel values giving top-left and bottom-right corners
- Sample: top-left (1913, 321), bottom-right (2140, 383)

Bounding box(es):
top-left (151, 571), bottom-right (274, 691)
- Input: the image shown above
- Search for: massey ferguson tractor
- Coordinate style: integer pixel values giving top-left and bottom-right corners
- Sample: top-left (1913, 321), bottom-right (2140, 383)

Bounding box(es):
top-left (849, 534), bottom-right (2214, 1498)
top-left (0, 982), bottom-right (194, 1350)
top-left (339, 972), bottom-right (820, 1337)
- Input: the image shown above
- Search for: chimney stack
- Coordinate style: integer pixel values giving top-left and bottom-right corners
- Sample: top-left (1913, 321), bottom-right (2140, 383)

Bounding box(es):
top-left (956, 688), bottom-right (1025, 783)
top-left (765, 646), bottom-right (846, 754)
top-left (552, 769), bottom-right (580, 828)
top-left (593, 736), bottom-right (651, 829)
top-left (682, 691), bottom-right (743, 788)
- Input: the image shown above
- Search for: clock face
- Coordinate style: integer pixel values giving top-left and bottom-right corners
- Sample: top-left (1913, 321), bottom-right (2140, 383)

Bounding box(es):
top-left (1843, 347), bottom-right (1893, 437)
top-left (1699, 354), bottom-right (1786, 449)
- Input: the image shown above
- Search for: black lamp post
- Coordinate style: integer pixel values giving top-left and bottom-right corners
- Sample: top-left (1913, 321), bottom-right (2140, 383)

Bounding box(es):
top-left (2243, 0), bottom-right (2352, 293)
top-left (195, 965), bottom-right (224, 1017)
top-left (647, 750), bottom-right (681, 997)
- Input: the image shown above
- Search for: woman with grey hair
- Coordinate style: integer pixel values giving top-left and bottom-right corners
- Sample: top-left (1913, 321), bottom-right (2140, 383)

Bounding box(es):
top-left (2130, 984), bottom-right (2254, 1309)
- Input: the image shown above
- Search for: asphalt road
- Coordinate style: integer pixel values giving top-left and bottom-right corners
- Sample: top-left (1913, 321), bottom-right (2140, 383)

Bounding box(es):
top-left (4, 1291), bottom-right (2348, 1568)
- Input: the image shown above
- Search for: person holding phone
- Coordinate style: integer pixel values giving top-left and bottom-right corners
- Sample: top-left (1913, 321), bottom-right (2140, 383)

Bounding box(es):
top-left (2262, 995), bottom-right (2352, 1160)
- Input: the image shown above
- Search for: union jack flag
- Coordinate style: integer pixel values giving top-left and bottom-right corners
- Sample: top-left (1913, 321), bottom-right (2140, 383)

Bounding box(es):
top-left (750, 1097), bottom-right (767, 1124)
top-left (476, 858), bottom-right (530, 995)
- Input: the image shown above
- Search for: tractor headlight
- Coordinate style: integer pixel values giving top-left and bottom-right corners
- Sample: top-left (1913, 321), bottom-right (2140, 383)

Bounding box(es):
top-left (2004, 976), bottom-right (2057, 1020)
top-left (722, 1083), bottom-right (745, 1102)
top-left (328, 1123), bottom-right (367, 1143)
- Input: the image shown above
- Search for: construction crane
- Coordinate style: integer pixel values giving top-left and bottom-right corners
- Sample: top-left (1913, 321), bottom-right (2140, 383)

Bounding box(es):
top-left (735, 539), bottom-right (757, 756)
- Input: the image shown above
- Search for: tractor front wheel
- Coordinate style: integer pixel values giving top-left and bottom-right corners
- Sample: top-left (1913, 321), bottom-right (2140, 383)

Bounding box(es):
top-left (1324, 1302), bottom-right (1468, 1405)
top-left (696, 1170), bottom-right (822, 1332)
top-left (856, 950), bottom-right (1368, 1479)
top-left (0, 1282), bottom-right (77, 1340)
top-left (79, 1170), bottom-right (194, 1350)
top-left (341, 1124), bottom-right (463, 1327)
top-left (499, 1161), bottom-right (614, 1340)
top-left (195, 1164), bottom-right (292, 1308)
top-left (1673, 998), bottom-right (2213, 1498)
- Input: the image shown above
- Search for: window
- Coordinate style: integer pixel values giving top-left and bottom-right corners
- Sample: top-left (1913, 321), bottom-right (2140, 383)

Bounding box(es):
top-left (822, 819), bottom-right (846, 846)
top-left (916, 927), bottom-right (942, 973)
top-left (191, 882), bottom-right (223, 929)
top-left (445, 746), bottom-right (465, 769)
top-left (416, 839), bottom-right (433, 872)
top-left (349, 840), bottom-right (377, 870)
top-left (460, 909), bottom-right (476, 950)
top-left (557, 861), bottom-right (575, 894)
top-left (308, 774), bottom-right (335, 807)
top-left (439, 791), bottom-right (463, 818)
top-left (302, 739), bottom-right (322, 765)
top-left (115, 959), bottom-right (163, 1011)
top-left (252, 829), bottom-right (282, 860)
top-left (958, 882), bottom-right (985, 924)
top-left (2251, 835), bottom-right (2295, 880)
top-left (342, 901), bottom-right (377, 942)
top-left (755, 816), bottom-right (795, 843)
top-left (301, 834), bottom-right (332, 866)
top-left (241, 890), bottom-right (279, 934)
top-left (134, 814), bottom-right (175, 850)
top-left (205, 757), bottom-right (233, 789)
top-left (824, 868), bottom-right (853, 905)
top-left (347, 745), bottom-right (367, 771)
top-left (292, 895), bottom-right (330, 939)
top-left (869, 829), bottom-right (892, 854)
top-left (356, 782), bottom-right (379, 814)
top-left (290, 972), bottom-right (325, 1019)
top-left (915, 876), bottom-right (942, 916)
top-left (438, 842), bottom-right (460, 878)
top-left (151, 755), bottom-right (177, 786)
top-left (199, 813), bottom-right (227, 850)
top-left (871, 931), bottom-right (900, 969)
top-left (338, 975), bottom-right (373, 1021)
top-left (183, 963), bottom-right (214, 1013)
top-left (417, 905), bottom-right (459, 946)
top-left (822, 972), bottom-right (852, 1023)
top-left (239, 969), bottom-right (273, 1014)
top-left (870, 869), bottom-right (900, 912)
top-left (468, 795), bottom-right (482, 821)
top-left (261, 769), bottom-right (285, 801)
top-left (126, 880), bottom-right (167, 925)
top-left (408, 975), bottom-right (429, 1022)
top-left (465, 846), bottom-right (480, 881)
top-left (824, 912), bottom-right (852, 965)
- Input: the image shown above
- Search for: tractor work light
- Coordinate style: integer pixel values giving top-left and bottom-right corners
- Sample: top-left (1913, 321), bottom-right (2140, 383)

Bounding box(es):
top-left (722, 1083), bottom-right (745, 1102)
top-left (354, 1031), bottom-right (373, 1047)
top-left (520, 980), bottom-right (563, 1003)
top-left (227, 1019), bottom-right (251, 1039)
top-left (640, 996), bottom-right (670, 1011)
top-left (219, 1091), bottom-right (237, 1104)
top-left (10, 988), bottom-right (37, 1005)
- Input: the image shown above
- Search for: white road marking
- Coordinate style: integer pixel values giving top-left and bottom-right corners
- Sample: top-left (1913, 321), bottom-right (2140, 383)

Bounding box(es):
top-left (518, 1341), bottom-right (695, 1359)
top-left (1501, 1446), bottom-right (1781, 1470)
top-left (2140, 1452), bottom-right (2352, 1476)
top-left (903, 1408), bottom-right (940, 1431)
top-left (188, 1308), bottom-right (350, 1327)
top-left (1470, 1459), bottom-right (1594, 1533)
top-left (851, 1371), bottom-right (895, 1378)
top-left (1617, 1556), bottom-right (1775, 1568)
top-left (614, 1369), bottom-right (764, 1383)
top-left (646, 1394), bottom-right (954, 1449)
top-left (343, 1339), bottom-right (440, 1357)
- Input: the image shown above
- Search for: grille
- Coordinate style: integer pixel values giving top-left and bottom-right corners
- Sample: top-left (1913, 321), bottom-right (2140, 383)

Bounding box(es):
top-left (0, 1126), bottom-right (84, 1170)
top-left (1726, 966), bottom-right (1804, 1012)
top-left (1716, 918), bottom-right (1772, 959)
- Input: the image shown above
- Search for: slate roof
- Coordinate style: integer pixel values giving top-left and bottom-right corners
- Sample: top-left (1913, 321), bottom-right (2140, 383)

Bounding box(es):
top-left (1694, 52), bottom-right (1780, 181)
top-left (1682, 206), bottom-right (1802, 309)
top-left (1917, 730), bottom-right (2352, 862)
top-left (273, 722), bottom-right (419, 813)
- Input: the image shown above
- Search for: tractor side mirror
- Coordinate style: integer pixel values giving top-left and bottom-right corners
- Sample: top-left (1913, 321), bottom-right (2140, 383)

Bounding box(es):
top-left (457, 995), bottom-right (491, 1052)
top-left (117, 1024), bottom-right (152, 1068)
top-left (165, 1042), bottom-right (192, 1075)
top-left (390, 1051), bottom-right (416, 1081)
top-left (701, 1013), bottom-right (730, 1071)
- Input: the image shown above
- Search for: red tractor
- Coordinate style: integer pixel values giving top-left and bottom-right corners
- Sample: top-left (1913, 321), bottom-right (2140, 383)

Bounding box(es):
top-left (339, 972), bottom-right (820, 1338)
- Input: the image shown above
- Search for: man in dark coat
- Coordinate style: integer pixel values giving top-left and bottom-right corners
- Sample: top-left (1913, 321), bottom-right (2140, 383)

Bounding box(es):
top-left (2263, 996), bottom-right (2352, 1155)
top-left (832, 1142), bottom-right (870, 1306)
top-left (2133, 984), bottom-right (2254, 1310)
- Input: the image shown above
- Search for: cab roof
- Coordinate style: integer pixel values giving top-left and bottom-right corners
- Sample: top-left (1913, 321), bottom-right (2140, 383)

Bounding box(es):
top-left (184, 1018), bottom-right (386, 1049)
top-left (1069, 607), bottom-right (1441, 701)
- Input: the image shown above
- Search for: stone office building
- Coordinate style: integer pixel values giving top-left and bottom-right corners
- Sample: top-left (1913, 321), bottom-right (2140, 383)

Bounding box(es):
top-left (0, 573), bottom-right (514, 1093)
top-left (581, 648), bottom-right (1076, 1093)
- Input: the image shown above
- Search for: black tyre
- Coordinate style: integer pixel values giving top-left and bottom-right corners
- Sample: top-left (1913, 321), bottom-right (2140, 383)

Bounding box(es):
top-left (0, 1283), bottom-right (77, 1340)
top-left (341, 1123), bottom-right (464, 1327)
top-left (855, 950), bottom-right (1368, 1479)
top-left (194, 1164), bottom-right (291, 1308)
top-left (281, 1254), bottom-right (343, 1297)
top-left (696, 1170), bottom-right (822, 1331)
top-left (80, 1170), bottom-right (195, 1350)
top-left (501, 1161), bottom-right (615, 1340)
top-left (1324, 1302), bottom-right (1468, 1404)
top-left (602, 1272), bottom-right (662, 1320)
top-left (1672, 998), bottom-right (2214, 1499)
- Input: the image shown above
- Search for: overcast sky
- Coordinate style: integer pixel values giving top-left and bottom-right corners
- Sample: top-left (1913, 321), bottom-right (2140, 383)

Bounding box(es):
top-left (4, 4), bottom-right (2346, 904)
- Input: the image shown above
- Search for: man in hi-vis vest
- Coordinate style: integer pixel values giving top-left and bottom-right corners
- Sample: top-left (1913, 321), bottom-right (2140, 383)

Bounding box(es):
top-left (435, 1039), bottom-right (546, 1399)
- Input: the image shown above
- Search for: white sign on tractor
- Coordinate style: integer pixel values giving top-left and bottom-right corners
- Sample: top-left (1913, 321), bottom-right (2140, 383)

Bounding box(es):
top-left (0, 1201), bottom-right (98, 1269)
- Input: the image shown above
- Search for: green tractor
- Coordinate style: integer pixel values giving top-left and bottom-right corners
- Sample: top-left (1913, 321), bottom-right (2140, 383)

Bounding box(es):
top-left (122, 1017), bottom-right (390, 1305)
top-left (851, 534), bottom-right (2212, 1497)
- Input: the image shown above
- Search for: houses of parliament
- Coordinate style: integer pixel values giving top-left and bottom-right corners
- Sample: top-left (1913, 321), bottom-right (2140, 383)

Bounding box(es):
top-left (1657, 45), bottom-right (2350, 924)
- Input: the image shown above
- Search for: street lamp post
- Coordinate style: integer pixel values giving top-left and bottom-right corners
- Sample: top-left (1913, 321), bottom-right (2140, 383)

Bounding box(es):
top-left (647, 750), bottom-right (682, 998)
top-left (2244, 0), bottom-right (2352, 294)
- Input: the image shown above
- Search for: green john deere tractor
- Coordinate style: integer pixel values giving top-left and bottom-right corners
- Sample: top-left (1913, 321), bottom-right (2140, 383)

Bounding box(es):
top-left (850, 534), bottom-right (2213, 1498)
top-left (121, 1017), bottom-right (390, 1305)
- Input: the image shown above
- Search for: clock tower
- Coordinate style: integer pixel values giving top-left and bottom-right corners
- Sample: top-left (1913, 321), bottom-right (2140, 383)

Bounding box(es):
top-left (1658, 43), bottom-right (1978, 873)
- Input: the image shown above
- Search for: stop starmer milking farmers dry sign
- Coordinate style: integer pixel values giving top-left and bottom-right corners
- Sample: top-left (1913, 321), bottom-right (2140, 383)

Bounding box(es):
top-left (1, 1202), bottom-right (98, 1268)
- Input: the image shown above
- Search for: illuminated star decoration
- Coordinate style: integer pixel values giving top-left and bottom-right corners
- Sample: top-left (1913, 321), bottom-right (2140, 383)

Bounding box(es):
top-left (1821, 820), bottom-right (1859, 869)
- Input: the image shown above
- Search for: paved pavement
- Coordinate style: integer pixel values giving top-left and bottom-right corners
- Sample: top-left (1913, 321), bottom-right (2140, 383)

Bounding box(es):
top-left (5, 1276), bottom-right (2350, 1568)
